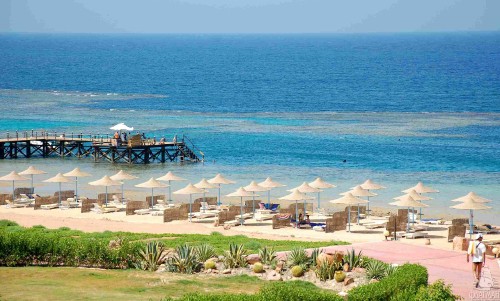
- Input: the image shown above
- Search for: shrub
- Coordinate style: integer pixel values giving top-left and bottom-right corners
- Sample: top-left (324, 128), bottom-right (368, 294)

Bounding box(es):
top-left (349, 264), bottom-right (428, 301)
top-left (309, 248), bottom-right (321, 268)
top-left (166, 244), bottom-right (201, 274)
top-left (258, 247), bottom-right (277, 265)
top-left (135, 241), bottom-right (169, 272)
top-left (223, 243), bottom-right (248, 269)
top-left (291, 265), bottom-right (303, 277)
top-left (195, 243), bottom-right (216, 262)
top-left (414, 279), bottom-right (461, 301)
top-left (204, 259), bottom-right (216, 270)
top-left (253, 262), bottom-right (264, 273)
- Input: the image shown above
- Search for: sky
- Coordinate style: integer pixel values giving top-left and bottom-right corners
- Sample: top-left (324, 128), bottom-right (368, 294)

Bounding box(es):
top-left (1, 0), bottom-right (499, 34)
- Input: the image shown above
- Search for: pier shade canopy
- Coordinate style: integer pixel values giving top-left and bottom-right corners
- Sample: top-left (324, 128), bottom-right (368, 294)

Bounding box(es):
top-left (110, 123), bottom-right (134, 131)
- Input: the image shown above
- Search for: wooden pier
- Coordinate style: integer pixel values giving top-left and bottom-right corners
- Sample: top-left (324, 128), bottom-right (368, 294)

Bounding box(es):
top-left (0, 131), bottom-right (202, 164)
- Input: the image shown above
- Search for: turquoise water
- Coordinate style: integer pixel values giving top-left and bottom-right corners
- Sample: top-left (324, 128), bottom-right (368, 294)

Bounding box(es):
top-left (0, 33), bottom-right (498, 223)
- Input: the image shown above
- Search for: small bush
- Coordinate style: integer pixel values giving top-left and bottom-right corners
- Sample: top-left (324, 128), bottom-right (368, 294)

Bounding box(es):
top-left (349, 264), bottom-right (428, 301)
top-left (291, 265), bottom-right (303, 277)
top-left (414, 279), bottom-right (461, 301)
top-left (253, 262), bottom-right (264, 273)
top-left (314, 259), bottom-right (342, 281)
top-left (343, 248), bottom-right (363, 271)
top-left (366, 260), bottom-right (388, 280)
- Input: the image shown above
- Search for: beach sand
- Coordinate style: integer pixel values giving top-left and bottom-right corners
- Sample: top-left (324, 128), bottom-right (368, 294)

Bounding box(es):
top-left (2, 205), bottom-right (498, 251)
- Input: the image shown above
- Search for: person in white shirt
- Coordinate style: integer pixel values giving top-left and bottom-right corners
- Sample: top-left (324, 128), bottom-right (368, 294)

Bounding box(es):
top-left (467, 233), bottom-right (486, 288)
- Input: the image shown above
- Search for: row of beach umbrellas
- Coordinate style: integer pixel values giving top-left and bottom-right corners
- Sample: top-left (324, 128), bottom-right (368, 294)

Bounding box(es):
top-left (0, 168), bottom-right (492, 233)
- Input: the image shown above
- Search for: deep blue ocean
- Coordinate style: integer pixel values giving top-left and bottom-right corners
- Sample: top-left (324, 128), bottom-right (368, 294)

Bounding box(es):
top-left (0, 33), bottom-right (499, 222)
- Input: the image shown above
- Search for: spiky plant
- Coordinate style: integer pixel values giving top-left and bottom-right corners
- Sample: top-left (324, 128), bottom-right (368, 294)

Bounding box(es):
top-left (166, 244), bottom-right (201, 274)
top-left (287, 247), bottom-right (309, 268)
top-left (258, 247), bottom-right (277, 265)
top-left (134, 241), bottom-right (169, 272)
top-left (223, 243), bottom-right (248, 269)
top-left (195, 243), bottom-right (216, 262)
top-left (309, 248), bottom-right (321, 268)
top-left (314, 260), bottom-right (342, 281)
top-left (343, 248), bottom-right (363, 271)
top-left (384, 264), bottom-right (399, 278)
top-left (366, 260), bottom-right (388, 280)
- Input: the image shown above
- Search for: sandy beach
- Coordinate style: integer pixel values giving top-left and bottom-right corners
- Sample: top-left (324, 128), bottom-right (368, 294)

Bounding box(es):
top-left (2, 205), bottom-right (498, 251)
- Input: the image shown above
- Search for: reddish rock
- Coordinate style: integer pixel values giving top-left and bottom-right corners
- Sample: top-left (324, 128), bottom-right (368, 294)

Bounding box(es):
top-left (343, 277), bottom-right (354, 286)
top-left (246, 254), bottom-right (261, 265)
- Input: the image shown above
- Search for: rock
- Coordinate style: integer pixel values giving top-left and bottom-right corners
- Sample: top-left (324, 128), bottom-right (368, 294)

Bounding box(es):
top-left (222, 269), bottom-right (232, 274)
top-left (246, 254), bottom-right (261, 265)
top-left (343, 263), bottom-right (350, 272)
top-left (266, 271), bottom-right (282, 281)
top-left (353, 267), bottom-right (366, 273)
top-left (224, 224), bottom-right (231, 230)
top-left (344, 277), bottom-right (354, 286)
top-left (369, 279), bottom-right (379, 284)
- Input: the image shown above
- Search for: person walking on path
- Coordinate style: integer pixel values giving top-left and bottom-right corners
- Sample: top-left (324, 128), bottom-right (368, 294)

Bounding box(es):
top-left (467, 233), bottom-right (486, 288)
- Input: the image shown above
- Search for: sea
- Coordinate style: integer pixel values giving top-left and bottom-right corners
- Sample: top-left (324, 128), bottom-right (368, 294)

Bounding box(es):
top-left (0, 32), bottom-right (499, 223)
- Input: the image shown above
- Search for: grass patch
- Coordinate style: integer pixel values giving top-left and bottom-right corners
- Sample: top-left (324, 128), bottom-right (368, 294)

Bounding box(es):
top-left (0, 267), bottom-right (265, 301)
top-left (0, 219), bottom-right (348, 256)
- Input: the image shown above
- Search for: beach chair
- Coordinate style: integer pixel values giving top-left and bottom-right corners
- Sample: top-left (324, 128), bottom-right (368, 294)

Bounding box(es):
top-left (134, 208), bottom-right (151, 215)
top-left (40, 203), bottom-right (59, 210)
top-left (5, 200), bottom-right (28, 208)
top-left (405, 232), bottom-right (428, 239)
top-left (364, 221), bottom-right (387, 229)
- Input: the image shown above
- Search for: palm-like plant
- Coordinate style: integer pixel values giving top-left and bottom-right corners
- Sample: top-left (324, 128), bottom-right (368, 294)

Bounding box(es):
top-left (194, 243), bottom-right (216, 262)
top-left (287, 247), bottom-right (309, 268)
top-left (167, 244), bottom-right (201, 274)
top-left (135, 241), bottom-right (169, 272)
top-left (343, 248), bottom-right (363, 271)
top-left (223, 243), bottom-right (247, 269)
top-left (258, 247), bottom-right (277, 265)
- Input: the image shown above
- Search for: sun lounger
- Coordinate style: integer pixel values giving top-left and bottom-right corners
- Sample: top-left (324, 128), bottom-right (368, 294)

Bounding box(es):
top-left (40, 203), bottom-right (59, 210)
top-left (5, 200), bottom-right (29, 208)
top-left (420, 218), bottom-right (444, 225)
top-left (405, 232), bottom-right (428, 239)
top-left (134, 208), bottom-right (151, 215)
top-left (364, 221), bottom-right (387, 229)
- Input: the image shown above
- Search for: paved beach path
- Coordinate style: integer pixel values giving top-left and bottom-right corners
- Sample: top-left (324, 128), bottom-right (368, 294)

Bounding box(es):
top-left (322, 241), bottom-right (500, 300)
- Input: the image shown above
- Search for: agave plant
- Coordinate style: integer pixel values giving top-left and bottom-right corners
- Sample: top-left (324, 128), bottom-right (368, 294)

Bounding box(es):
top-left (258, 247), bottom-right (277, 265)
top-left (166, 244), bottom-right (201, 274)
top-left (343, 248), bottom-right (363, 271)
top-left (366, 260), bottom-right (388, 280)
top-left (194, 243), bottom-right (216, 262)
top-left (134, 241), bottom-right (169, 272)
top-left (223, 243), bottom-right (247, 269)
top-left (287, 247), bottom-right (309, 268)
top-left (384, 264), bottom-right (399, 278)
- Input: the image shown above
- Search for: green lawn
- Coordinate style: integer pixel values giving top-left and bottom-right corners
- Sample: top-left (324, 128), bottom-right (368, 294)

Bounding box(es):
top-left (0, 267), bottom-right (264, 301)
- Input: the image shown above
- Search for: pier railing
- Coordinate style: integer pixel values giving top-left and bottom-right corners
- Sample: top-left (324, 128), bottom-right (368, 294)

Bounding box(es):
top-left (0, 130), bottom-right (112, 142)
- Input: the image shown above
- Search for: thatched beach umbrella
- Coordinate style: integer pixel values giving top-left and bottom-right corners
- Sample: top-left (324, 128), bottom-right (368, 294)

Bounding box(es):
top-left (289, 182), bottom-right (320, 214)
top-left (330, 193), bottom-right (368, 232)
top-left (43, 173), bottom-right (72, 205)
top-left (110, 170), bottom-right (137, 203)
top-left (342, 185), bottom-right (377, 224)
top-left (244, 181), bottom-right (269, 216)
top-left (19, 166), bottom-right (47, 193)
top-left (259, 177), bottom-right (286, 208)
top-left (227, 187), bottom-right (256, 226)
top-left (135, 178), bottom-right (168, 208)
top-left (173, 183), bottom-right (204, 222)
top-left (280, 189), bottom-right (314, 229)
top-left (390, 195), bottom-right (428, 232)
top-left (208, 173), bottom-right (235, 205)
top-left (451, 192), bottom-right (491, 203)
top-left (194, 178), bottom-right (216, 212)
top-left (63, 168), bottom-right (91, 201)
top-left (0, 171), bottom-right (29, 201)
top-left (357, 179), bottom-right (385, 216)
top-left (402, 182), bottom-right (438, 219)
top-left (451, 193), bottom-right (492, 239)
top-left (156, 171), bottom-right (186, 203)
top-left (89, 175), bottom-right (120, 207)
top-left (309, 177), bottom-right (335, 210)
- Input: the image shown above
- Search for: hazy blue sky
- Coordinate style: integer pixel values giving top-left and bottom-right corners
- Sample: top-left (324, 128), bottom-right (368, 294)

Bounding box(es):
top-left (1, 0), bottom-right (499, 33)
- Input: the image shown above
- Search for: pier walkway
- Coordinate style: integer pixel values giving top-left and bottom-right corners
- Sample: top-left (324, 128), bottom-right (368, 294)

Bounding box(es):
top-left (0, 131), bottom-right (202, 164)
